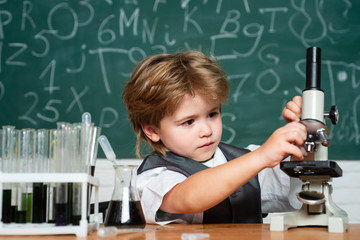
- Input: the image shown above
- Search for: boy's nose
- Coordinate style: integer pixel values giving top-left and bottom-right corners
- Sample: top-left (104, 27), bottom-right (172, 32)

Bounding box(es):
top-left (199, 121), bottom-right (212, 137)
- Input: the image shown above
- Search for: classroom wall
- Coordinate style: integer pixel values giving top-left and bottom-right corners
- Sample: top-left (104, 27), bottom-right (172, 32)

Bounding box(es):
top-left (94, 159), bottom-right (360, 224)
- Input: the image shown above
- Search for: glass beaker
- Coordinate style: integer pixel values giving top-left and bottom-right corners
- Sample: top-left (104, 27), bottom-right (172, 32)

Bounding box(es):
top-left (104, 165), bottom-right (145, 228)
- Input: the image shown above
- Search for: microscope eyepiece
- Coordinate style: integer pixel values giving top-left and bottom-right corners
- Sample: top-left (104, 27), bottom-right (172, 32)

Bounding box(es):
top-left (305, 47), bottom-right (322, 90)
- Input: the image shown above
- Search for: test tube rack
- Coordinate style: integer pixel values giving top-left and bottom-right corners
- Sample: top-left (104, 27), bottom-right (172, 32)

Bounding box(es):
top-left (0, 173), bottom-right (100, 237)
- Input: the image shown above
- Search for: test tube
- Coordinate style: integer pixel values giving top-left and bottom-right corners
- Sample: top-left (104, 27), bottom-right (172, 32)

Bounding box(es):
top-left (32, 129), bottom-right (49, 223)
top-left (0, 127), bottom-right (2, 171)
top-left (89, 126), bottom-right (101, 176)
top-left (87, 126), bottom-right (101, 218)
top-left (81, 114), bottom-right (101, 225)
top-left (5, 126), bottom-right (18, 223)
top-left (80, 121), bottom-right (94, 173)
top-left (47, 129), bottom-right (60, 223)
top-left (16, 128), bottom-right (35, 223)
top-left (0, 128), bottom-right (2, 222)
top-left (1, 126), bottom-right (16, 172)
top-left (66, 123), bottom-right (82, 225)
top-left (1, 126), bottom-right (16, 223)
top-left (69, 123), bottom-right (82, 173)
top-left (55, 122), bottom-right (69, 226)
top-left (73, 122), bottom-right (95, 225)
top-left (56, 122), bottom-right (69, 172)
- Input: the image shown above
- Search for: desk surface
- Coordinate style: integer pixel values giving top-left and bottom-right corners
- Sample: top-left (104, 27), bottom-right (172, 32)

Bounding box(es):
top-left (1, 224), bottom-right (359, 240)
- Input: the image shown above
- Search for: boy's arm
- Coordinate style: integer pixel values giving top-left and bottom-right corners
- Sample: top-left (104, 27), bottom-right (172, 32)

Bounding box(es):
top-left (160, 121), bottom-right (307, 214)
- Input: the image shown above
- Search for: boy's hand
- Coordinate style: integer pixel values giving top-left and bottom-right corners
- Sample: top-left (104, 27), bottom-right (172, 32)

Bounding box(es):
top-left (257, 121), bottom-right (307, 168)
top-left (282, 96), bottom-right (302, 123)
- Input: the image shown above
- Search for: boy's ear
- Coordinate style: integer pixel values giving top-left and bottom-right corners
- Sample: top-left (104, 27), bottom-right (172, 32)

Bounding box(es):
top-left (142, 125), bottom-right (161, 142)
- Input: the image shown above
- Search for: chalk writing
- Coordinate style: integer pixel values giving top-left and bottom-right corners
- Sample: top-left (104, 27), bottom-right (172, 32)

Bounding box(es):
top-left (18, 91), bottom-right (39, 126)
top-left (31, 30), bottom-right (58, 58)
top-left (5, 43), bottom-right (27, 66)
top-left (0, 81), bottom-right (4, 101)
top-left (40, 59), bottom-right (59, 94)
top-left (0, 0), bottom-right (358, 159)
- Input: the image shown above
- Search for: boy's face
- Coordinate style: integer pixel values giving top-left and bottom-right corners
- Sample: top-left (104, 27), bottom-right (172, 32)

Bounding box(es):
top-left (144, 93), bottom-right (223, 162)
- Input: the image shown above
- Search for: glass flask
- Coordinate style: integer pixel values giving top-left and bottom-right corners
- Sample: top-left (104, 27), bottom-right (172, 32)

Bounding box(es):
top-left (104, 165), bottom-right (145, 228)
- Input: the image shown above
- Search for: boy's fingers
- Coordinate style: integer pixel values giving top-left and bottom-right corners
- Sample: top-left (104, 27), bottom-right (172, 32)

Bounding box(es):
top-left (288, 121), bottom-right (307, 136)
top-left (288, 144), bottom-right (305, 160)
top-left (289, 132), bottom-right (306, 146)
top-left (282, 108), bottom-right (299, 122)
top-left (292, 96), bottom-right (302, 108)
top-left (286, 122), bottom-right (307, 158)
top-left (286, 100), bottom-right (302, 115)
top-left (300, 146), bottom-right (308, 157)
top-left (283, 98), bottom-right (302, 122)
top-left (281, 122), bottom-right (307, 146)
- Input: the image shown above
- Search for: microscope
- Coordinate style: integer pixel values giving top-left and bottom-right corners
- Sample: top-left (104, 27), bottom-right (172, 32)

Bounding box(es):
top-left (270, 47), bottom-right (348, 233)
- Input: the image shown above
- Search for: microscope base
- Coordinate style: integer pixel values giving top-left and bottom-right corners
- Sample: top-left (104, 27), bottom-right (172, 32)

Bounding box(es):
top-left (270, 204), bottom-right (348, 233)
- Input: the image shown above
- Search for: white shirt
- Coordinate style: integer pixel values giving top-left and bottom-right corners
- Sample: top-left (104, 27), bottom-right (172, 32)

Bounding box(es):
top-left (136, 144), bottom-right (302, 225)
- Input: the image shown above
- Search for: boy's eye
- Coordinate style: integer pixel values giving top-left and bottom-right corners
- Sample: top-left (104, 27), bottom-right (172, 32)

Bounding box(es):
top-left (182, 119), bottom-right (194, 126)
top-left (208, 111), bottom-right (219, 118)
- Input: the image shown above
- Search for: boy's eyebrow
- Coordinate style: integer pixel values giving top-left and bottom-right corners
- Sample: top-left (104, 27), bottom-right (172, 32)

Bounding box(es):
top-left (174, 106), bottom-right (221, 123)
top-left (174, 114), bottom-right (197, 124)
top-left (207, 105), bottom-right (221, 112)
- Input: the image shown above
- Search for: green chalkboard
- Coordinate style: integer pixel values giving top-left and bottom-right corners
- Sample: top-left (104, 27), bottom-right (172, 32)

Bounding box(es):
top-left (0, 0), bottom-right (359, 159)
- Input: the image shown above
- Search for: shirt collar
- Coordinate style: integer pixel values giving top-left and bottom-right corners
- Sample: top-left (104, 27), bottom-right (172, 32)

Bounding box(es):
top-left (201, 147), bottom-right (227, 167)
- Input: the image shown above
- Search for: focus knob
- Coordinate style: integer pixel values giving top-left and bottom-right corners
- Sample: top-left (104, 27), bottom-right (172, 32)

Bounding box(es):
top-left (324, 105), bottom-right (339, 125)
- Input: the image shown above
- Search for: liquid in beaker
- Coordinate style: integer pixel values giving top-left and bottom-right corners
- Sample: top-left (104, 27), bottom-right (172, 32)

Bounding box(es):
top-left (104, 165), bottom-right (145, 228)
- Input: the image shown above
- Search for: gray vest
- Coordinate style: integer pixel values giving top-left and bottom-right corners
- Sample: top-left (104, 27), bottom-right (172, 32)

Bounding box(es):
top-left (137, 142), bottom-right (263, 223)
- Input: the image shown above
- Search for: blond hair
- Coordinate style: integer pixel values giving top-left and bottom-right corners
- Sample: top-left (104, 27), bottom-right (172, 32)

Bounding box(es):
top-left (122, 51), bottom-right (229, 158)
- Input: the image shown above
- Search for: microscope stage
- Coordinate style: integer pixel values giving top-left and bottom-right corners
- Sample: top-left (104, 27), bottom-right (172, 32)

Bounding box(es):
top-left (280, 160), bottom-right (342, 178)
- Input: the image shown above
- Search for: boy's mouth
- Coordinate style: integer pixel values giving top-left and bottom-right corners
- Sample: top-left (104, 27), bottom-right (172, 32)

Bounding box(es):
top-left (199, 141), bottom-right (214, 149)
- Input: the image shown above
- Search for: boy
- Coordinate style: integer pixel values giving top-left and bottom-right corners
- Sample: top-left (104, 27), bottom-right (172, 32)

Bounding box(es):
top-left (122, 50), bottom-right (306, 224)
